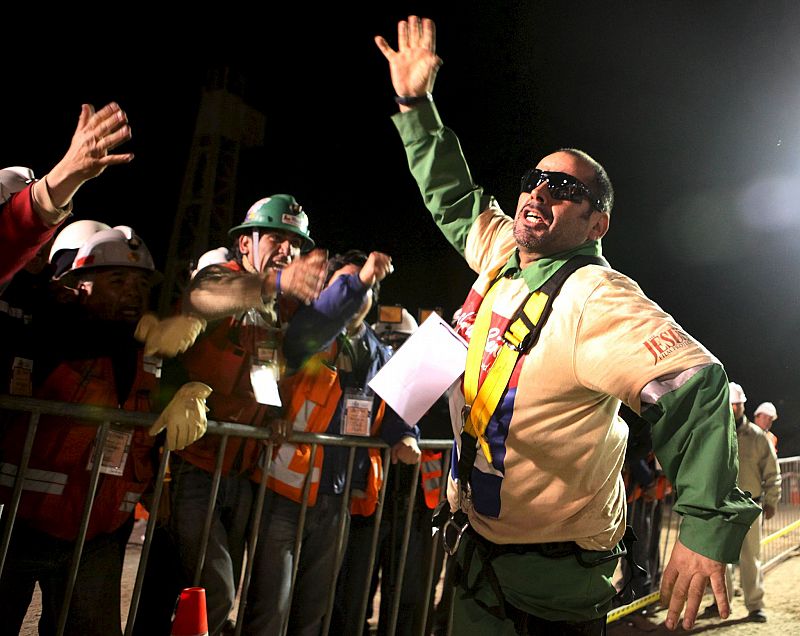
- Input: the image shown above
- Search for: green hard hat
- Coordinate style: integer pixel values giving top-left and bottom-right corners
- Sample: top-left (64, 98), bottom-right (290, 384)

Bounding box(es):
top-left (228, 194), bottom-right (314, 251)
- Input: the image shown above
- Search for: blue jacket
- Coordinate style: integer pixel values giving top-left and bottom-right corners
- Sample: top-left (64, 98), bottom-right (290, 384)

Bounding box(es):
top-left (283, 274), bottom-right (419, 494)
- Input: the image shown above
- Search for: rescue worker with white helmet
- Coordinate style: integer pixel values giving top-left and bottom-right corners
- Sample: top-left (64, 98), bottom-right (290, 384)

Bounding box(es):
top-left (191, 246), bottom-right (230, 279)
top-left (372, 306), bottom-right (419, 351)
top-left (49, 219), bottom-right (112, 279)
top-left (0, 101), bottom-right (133, 285)
top-left (0, 223), bottom-right (210, 636)
top-left (753, 401), bottom-right (779, 452)
top-left (718, 383), bottom-right (781, 623)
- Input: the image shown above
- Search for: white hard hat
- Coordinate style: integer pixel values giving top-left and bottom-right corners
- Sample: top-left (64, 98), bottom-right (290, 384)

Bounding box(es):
top-left (373, 307), bottom-right (418, 336)
top-left (191, 247), bottom-right (230, 278)
top-left (50, 220), bottom-right (112, 262)
top-left (0, 166), bottom-right (36, 204)
top-left (728, 382), bottom-right (747, 404)
top-left (754, 401), bottom-right (778, 421)
top-left (66, 226), bottom-right (156, 281)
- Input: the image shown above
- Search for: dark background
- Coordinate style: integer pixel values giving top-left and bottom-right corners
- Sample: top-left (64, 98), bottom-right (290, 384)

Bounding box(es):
top-left (5, 3), bottom-right (800, 454)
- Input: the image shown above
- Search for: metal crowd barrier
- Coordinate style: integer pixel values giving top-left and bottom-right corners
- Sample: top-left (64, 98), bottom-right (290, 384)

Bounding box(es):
top-left (608, 455), bottom-right (800, 623)
top-left (0, 394), bottom-right (453, 636)
top-left (5, 394), bottom-right (797, 634)
top-left (762, 456), bottom-right (800, 570)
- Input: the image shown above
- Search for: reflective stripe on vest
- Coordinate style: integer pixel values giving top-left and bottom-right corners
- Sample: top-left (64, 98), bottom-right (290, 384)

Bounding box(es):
top-left (269, 443), bottom-right (322, 489)
top-left (265, 347), bottom-right (341, 506)
top-left (0, 462), bottom-right (68, 495)
top-left (0, 350), bottom-right (157, 542)
top-left (420, 450), bottom-right (443, 509)
top-left (292, 399), bottom-right (314, 432)
top-left (266, 395), bottom-right (329, 505)
top-left (119, 490), bottom-right (142, 513)
top-left (350, 447), bottom-right (383, 517)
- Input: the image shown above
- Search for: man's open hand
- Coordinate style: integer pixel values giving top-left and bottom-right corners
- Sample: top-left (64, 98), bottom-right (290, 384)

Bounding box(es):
top-left (375, 16), bottom-right (442, 106)
top-left (660, 539), bottom-right (729, 631)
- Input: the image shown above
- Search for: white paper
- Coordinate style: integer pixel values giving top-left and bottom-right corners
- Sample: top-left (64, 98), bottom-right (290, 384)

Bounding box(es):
top-left (368, 313), bottom-right (467, 425)
top-left (250, 364), bottom-right (282, 407)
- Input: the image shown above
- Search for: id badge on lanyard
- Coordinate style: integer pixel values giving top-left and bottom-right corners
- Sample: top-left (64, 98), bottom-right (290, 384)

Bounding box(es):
top-left (87, 424), bottom-right (132, 477)
top-left (250, 324), bottom-right (283, 407)
top-left (341, 387), bottom-right (373, 436)
top-left (10, 356), bottom-right (33, 396)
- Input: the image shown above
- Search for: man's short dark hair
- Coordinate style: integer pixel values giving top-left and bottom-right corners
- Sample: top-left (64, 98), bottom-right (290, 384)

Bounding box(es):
top-left (325, 250), bottom-right (380, 302)
top-left (325, 250), bottom-right (368, 284)
top-left (558, 148), bottom-right (614, 214)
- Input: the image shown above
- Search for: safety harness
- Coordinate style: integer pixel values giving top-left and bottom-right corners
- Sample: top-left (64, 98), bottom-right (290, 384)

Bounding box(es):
top-left (457, 254), bottom-right (608, 499)
top-left (434, 254), bottom-right (646, 633)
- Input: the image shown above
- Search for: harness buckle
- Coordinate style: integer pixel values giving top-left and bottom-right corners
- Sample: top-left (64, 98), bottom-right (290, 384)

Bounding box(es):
top-left (441, 510), bottom-right (470, 556)
top-left (501, 332), bottom-right (532, 353)
top-left (461, 404), bottom-right (471, 429)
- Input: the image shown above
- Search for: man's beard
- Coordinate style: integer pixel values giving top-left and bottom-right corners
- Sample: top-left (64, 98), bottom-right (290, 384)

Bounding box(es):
top-left (513, 214), bottom-right (549, 251)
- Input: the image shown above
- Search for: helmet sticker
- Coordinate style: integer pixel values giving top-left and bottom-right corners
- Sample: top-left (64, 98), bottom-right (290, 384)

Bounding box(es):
top-left (246, 198), bottom-right (271, 221)
top-left (74, 255), bottom-right (95, 268)
top-left (281, 213), bottom-right (303, 228)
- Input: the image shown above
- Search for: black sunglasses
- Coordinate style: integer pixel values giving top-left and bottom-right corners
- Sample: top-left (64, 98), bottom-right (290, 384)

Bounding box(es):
top-left (521, 168), bottom-right (603, 211)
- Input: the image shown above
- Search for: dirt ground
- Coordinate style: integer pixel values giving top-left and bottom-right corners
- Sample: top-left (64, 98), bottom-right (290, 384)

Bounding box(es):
top-left (19, 542), bottom-right (800, 635)
top-left (608, 550), bottom-right (800, 636)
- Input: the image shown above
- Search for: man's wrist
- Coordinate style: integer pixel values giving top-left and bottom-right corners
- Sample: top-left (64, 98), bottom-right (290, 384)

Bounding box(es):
top-left (394, 92), bottom-right (432, 107)
top-left (32, 178), bottom-right (73, 226)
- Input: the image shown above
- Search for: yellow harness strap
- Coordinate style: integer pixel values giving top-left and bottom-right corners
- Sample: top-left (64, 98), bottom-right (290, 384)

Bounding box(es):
top-left (463, 279), bottom-right (550, 463)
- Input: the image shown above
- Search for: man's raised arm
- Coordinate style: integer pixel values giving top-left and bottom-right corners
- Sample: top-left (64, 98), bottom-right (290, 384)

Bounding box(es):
top-left (375, 16), bottom-right (500, 260)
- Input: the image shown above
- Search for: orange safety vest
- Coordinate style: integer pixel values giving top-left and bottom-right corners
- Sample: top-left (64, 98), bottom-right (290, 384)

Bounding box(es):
top-left (0, 352), bottom-right (158, 541)
top-left (258, 345), bottom-right (341, 506)
top-left (257, 341), bottom-right (388, 513)
top-left (626, 473), bottom-right (672, 504)
top-left (419, 450), bottom-right (443, 509)
top-left (767, 431), bottom-right (778, 453)
top-left (349, 400), bottom-right (385, 517)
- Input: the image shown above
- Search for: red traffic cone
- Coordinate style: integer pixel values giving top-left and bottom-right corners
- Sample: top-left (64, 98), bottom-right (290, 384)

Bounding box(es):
top-left (171, 587), bottom-right (209, 636)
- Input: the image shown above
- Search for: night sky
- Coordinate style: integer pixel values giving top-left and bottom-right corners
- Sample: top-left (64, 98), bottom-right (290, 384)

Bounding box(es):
top-left (6, 3), bottom-right (800, 454)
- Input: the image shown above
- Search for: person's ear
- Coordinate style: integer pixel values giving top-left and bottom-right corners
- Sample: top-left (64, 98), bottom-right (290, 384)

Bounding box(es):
top-left (238, 234), bottom-right (251, 255)
top-left (588, 211), bottom-right (610, 241)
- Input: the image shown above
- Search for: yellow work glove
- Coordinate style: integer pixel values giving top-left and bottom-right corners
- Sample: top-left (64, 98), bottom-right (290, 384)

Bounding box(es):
top-left (149, 382), bottom-right (213, 451)
top-left (135, 313), bottom-right (207, 358)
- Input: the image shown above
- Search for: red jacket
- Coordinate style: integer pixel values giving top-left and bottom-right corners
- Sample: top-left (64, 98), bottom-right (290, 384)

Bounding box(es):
top-left (0, 185), bottom-right (59, 285)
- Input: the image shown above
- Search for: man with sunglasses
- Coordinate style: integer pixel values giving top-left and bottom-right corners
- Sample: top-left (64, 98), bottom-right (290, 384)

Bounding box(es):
top-left (376, 16), bottom-right (759, 635)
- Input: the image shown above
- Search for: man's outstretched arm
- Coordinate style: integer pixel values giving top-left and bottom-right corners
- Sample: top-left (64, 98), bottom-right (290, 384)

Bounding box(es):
top-left (377, 16), bottom-right (498, 258)
top-left (0, 103), bottom-right (134, 284)
top-left (640, 365), bottom-right (760, 630)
